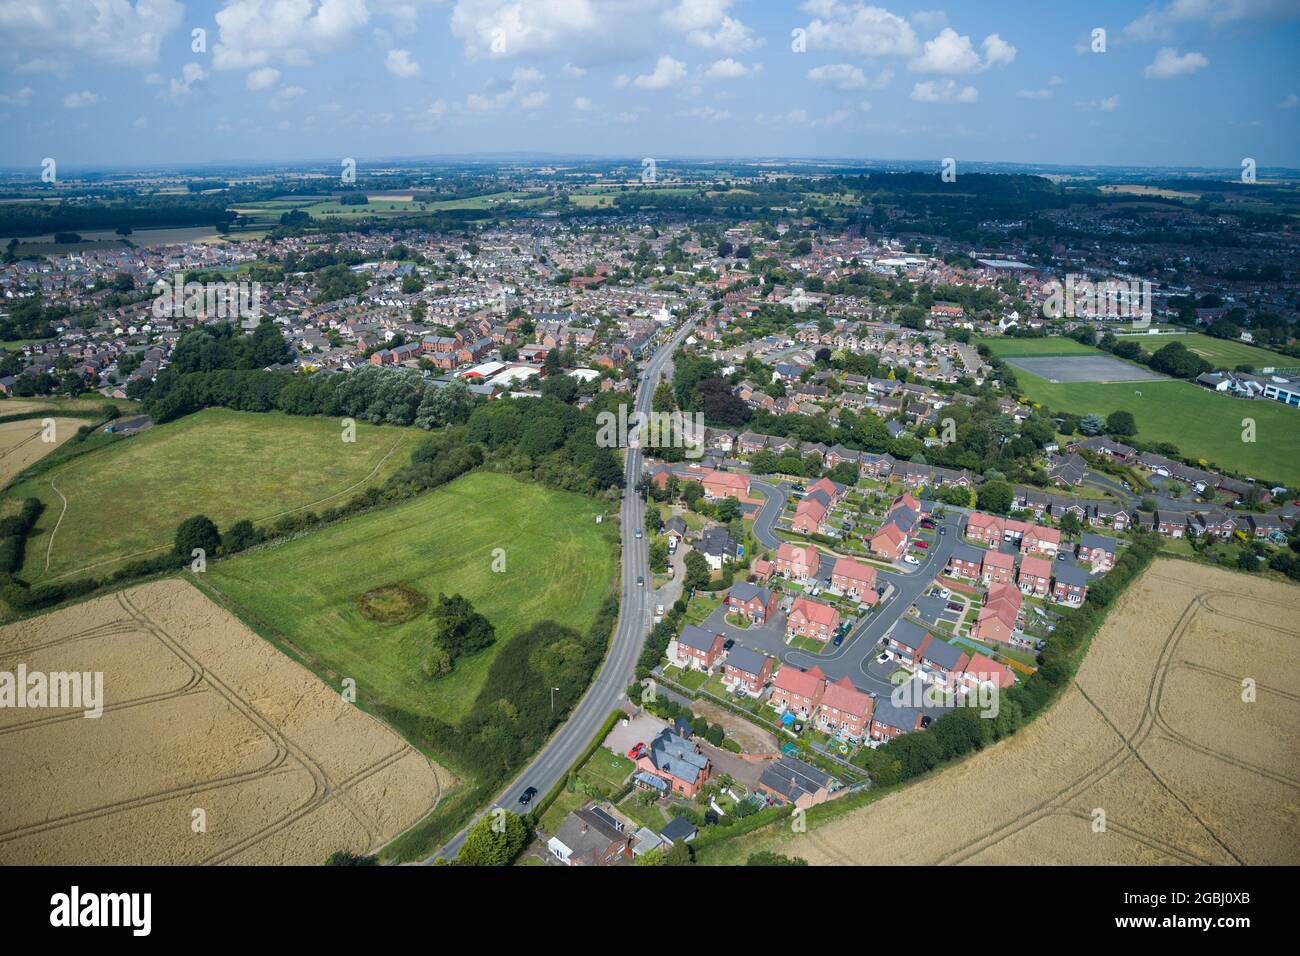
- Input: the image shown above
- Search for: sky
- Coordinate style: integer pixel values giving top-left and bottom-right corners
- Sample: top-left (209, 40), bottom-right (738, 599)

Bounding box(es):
top-left (2, 0), bottom-right (1299, 171)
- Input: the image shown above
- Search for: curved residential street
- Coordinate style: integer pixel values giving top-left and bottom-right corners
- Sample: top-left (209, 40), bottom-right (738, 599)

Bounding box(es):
top-left (431, 319), bottom-right (694, 861)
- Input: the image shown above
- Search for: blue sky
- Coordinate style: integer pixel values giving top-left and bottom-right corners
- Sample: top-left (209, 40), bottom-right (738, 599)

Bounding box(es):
top-left (2, 0), bottom-right (1299, 170)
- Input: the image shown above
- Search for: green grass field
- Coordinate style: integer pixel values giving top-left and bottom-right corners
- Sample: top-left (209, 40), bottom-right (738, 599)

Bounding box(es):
top-left (976, 336), bottom-right (1103, 358)
top-left (8, 408), bottom-right (420, 581)
top-left (204, 471), bottom-right (618, 725)
top-left (1116, 333), bottom-right (1290, 371)
top-left (1012, 368), bottom-right (1300, 486)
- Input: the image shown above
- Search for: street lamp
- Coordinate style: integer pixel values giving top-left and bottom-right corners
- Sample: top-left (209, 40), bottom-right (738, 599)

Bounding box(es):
top-left (550, 686), bottom-right (560, 712)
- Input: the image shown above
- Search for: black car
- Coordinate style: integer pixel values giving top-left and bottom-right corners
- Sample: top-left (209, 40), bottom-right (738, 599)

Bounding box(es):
top-left (832, 634), bottom-right (844, 647)
top-left (723, 638), bottom-right (736, 651)
top-left (518, 786), bottom-right (538, 806)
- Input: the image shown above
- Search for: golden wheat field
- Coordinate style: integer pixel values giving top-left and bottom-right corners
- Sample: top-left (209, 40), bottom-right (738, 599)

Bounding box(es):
top-left (0, 579), bottom-right (450, 865)
top-left (739, 560), bottom-right (1300, 865)
top-left (0, 417), bottom-right (90, 487)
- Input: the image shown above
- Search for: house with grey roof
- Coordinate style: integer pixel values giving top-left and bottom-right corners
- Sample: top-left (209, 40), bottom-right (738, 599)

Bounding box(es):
top-left (756, 754), bottom-right (835, 809)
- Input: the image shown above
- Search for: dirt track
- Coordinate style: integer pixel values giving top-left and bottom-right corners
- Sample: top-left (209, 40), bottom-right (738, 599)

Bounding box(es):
top-left (0, 579), bottom-right (450, 865)
top-left (753, 560), bottom-right (1300, 865)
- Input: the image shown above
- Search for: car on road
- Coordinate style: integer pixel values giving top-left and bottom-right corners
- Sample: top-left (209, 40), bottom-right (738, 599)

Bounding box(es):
top-left (627, 742), bottom-right (644, 759)
top-left (636, 575), bottom-right (644, 587)
top-left (938, 527), bottom-right (946, 535)
top-left (903, 555), bottom-right (921, 565)
top-left (635, 527), bottom-right (643, 539)
top-left (518, 786), bottom-right (538, 806)
top-left (832, 634), bottom-right (844, 647)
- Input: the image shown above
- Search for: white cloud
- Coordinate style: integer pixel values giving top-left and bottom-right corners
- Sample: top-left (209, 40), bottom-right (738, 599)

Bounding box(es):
top-left (910, 79), bottom-right (977, 103)
top-left (633, 54), bottom-right (687, 89)
top-left (1280, 92), bottom-right (1299, 109)
top-left (800, 2), bottom-right (919, 57)
top-left (14, 57), bottom-right (69, 77)
top-left (462, 66), bottom-right (547, 113)
top-left (168, 62), bottom-right (207, 98)
top-left (213, 0), bottom-right (372, 70)
top-left (1124, 0), bottom-right (1296, 41)
top-left (63, 89), bottom-right (100, 108)
top-left (427, 97), bottom-right (448, 118)
top-left (704, 57), bottom-right (759, 79)
top-left (909, 28), bottom-right (1015, 73)
top-left (0, 0), bottom-right (184, 66)
top-left (808, 63), bottom-right (867, 89)
top-left (0, 87), bottom-right (34, 106)
top-left (663, 0), bottom-right (761, 53)
top-left (132, 115), bottom-right (148, 128)
top-left (574, 95), bottom-right (594, 110)
top-left (562, 63), bottom-right (587, 78)
top-left (386, 48), bottom-right (421, 77)
top-left (1016, 88), bottom-right (1052, 99)
top-left (682, 104), bottom-right (730, 121)
top-left (1080, 94), bottom-right (1120, 112)
top-left (268, 85), bottom-right (306, 110)
top-left (909, 9), bottom-right (947, 31)
top-left (246, 66), bottom-right (281, 91)
top-left (1143, 47), bottom-right (1208, 79)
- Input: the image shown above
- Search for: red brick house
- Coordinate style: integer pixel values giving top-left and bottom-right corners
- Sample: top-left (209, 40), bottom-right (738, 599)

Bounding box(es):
top-left (727, 581), bottom-right (777, 624)
top-left (869, 522), bottom-right (907, 560)
top-left (947, 543), bottom-right (984, 579)
top-left (791, 497), bottom-right (828, 535)
top-left (775, 542), bottom-right (819, 582)
top-left (980, 550), bottom-right (1015, 586)
top-left (770, 665), bottom-right (826, 719)
top-left (806, 476), bottom-right (846, 506)
top-left (1017, 555), bottom-right (1053, 597)
top-left (961, 653), bottom-right (1015, 693)
top-left (870, 700), bottom-right (923, 742)
top-left (722, 646), bottom-right (773, 697)
top-left (1020, 526), bottom-right (1061, 556)
top-left (965, 511), bottom-right (1004, 546)
top-left (1052, 563), bottom-right (1090, 606)
top-left (702, 470), bottom-right (750, 501)
top-left (817, 676), bottom-right (874, 741)
top-left (672, 624), bottom-right (725, 672)
top-left (1076, 533), bottom-right (1117, 571)
top-left (971, 583), bottom-right (1022, 645)
top-left (830, 556), bottom-right (879, 603)
top-left (786, 597), bottom-right (841, 643)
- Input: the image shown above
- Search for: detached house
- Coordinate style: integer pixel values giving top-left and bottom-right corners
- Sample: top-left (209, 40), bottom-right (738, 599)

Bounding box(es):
top-left (722, 646), bottom-right (773, 697)
top-left (1020, 525), bottom-right (1061, 557)
top-left (727, 581), bottom-right (777, 624)
top-left (775, 542), bottom-right (819, 582)
top-left (817, 676), bottom-right (874, 741)
top-left (870, 699), bottom-right (923, 742)
top-left (830, 556), bottom-right (879, 603)
top-left (770, 665), bottom-right (826, 719)
top-left (787, 597), bottom-right (841, 643)
top-left (1052, 561), bottom-right (1090, 606)
top-left (886, 620), bottom-right (933, 667)
top-left (869, 522), bottom-right (908, 561)
top-left (791, 496), bottom-right (828, 535)
top-left (1017, 555), bottom-right (1053, 597)
top-left (1076, 533), bottom-right (1117, 571)
top-left (672, 624), bottom-right (725, 672)
top-left (918, 639), bottom-right (971, 694)
top-left (635, 728), bottom-right (711, 799)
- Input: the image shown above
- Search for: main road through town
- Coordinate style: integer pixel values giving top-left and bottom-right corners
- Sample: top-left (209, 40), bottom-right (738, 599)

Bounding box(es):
top-left (429, 318), bottom-right (695, 862)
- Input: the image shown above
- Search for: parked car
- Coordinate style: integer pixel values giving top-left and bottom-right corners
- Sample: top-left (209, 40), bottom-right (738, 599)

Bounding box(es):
top-left (627, 742), bottom-right (645, 759)
top-left (877, 652), bottom-right (890, 663)
top-left (832, 634), bottom-right (844, 647)
top-left (938, 587), bottom-right (951, 600)
top-left (518, 786), bottom-right (538, 806)
top-left (903, 555), bottom-right (921, 565)
top-left (723, 638), bottom-right (736, 651)
top-left (913, 540), bottom-right (928, 549)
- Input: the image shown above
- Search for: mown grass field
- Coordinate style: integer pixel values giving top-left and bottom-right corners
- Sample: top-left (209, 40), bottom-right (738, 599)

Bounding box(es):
top-left (8, 408), bottom-right (419, 581)
top-left (1012, 367), bottom-right (1300, 486)
top-left (976, 336), bottom-right (1104, 358)
top-left (205, 471), bottom-right (618, 725)
top-left (1116, 332), bottom-right (1290, 371)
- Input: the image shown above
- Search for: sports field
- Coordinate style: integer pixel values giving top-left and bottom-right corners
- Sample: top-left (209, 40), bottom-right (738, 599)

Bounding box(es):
top-left (1116, 333), bottom-right (1290, 371)
top-left (1005, 355), bottom-right (1164, 383)
top-left (7, 408), bottom-right (420, 582)
top-left (1011, 367), bottom-right (1300, 486)
top-left (976, 336), bottom-right (1103, 358)
top-left (702, 560), bottom-right (1300, 865)
top-left (204, 471), bottom-right (618, 725)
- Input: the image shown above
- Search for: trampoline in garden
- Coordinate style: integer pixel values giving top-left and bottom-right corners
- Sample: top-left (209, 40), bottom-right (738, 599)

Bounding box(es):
top-left (780, 742), bottom-right (800, 757)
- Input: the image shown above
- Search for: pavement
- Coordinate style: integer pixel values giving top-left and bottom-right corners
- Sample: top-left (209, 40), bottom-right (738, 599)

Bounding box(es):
top-left (430, 318), bottom-right (695, 862)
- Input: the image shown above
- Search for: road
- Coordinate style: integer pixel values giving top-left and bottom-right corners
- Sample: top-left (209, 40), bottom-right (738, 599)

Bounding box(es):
top-left (430, 319), bottom-right (694, 861)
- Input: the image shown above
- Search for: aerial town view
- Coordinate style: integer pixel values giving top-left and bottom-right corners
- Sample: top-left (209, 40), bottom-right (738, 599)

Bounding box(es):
top-left (0, 0), bottom-right (1296, 932)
